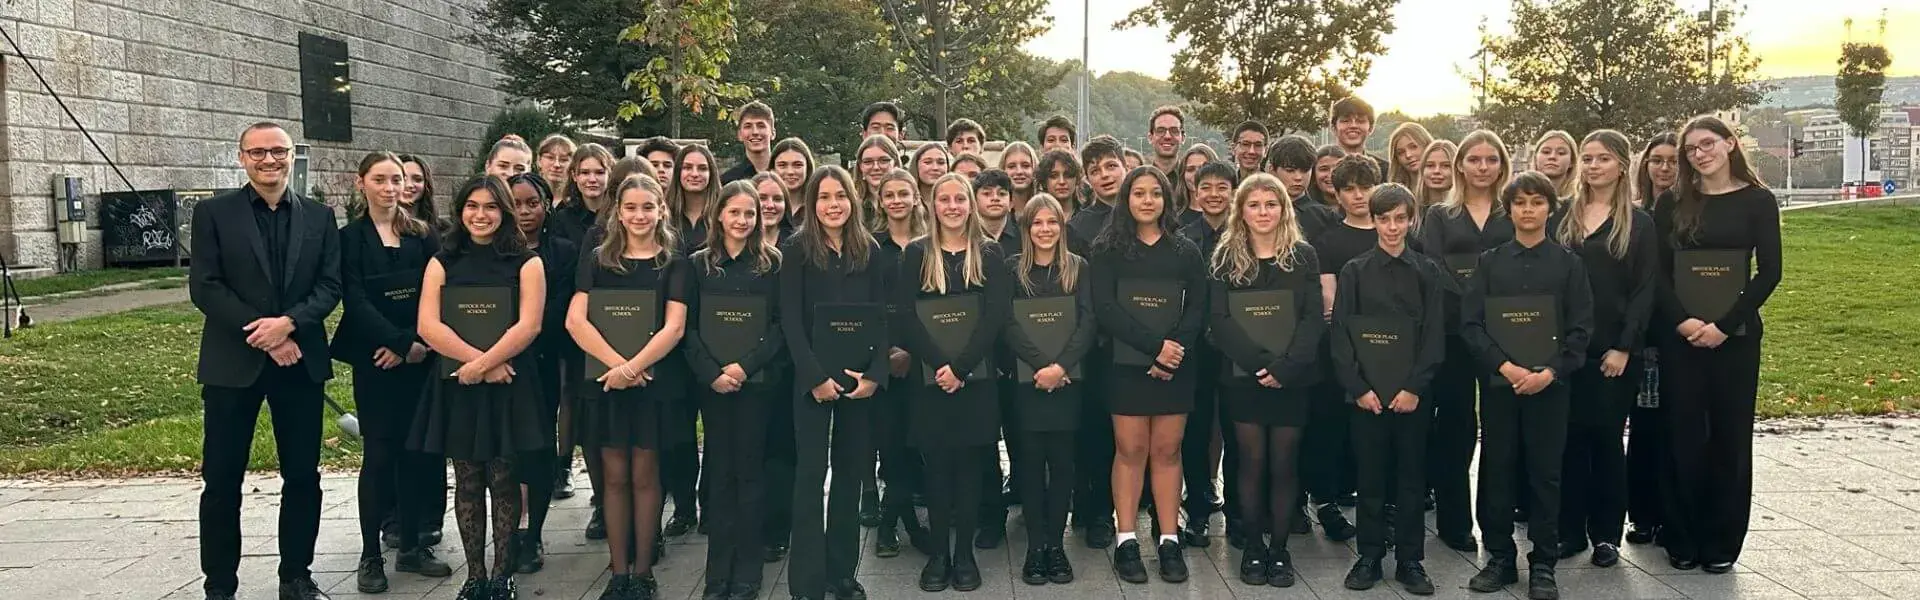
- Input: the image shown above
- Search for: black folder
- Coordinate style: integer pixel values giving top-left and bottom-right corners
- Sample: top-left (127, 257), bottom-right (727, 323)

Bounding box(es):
top-left (917, 294), bottom-right (992, 385)
top-left (812, 302), bottom-right (884, 392)
top-left (1112, 278), bottom-right (1184, 367)
top-left (1485, 294), bottom-right (1558, 370)
top-left (699, 293), bottom-right (769, 383)
top-left (1674, 249), bottom-right (1750, 324)
top-left (584, 289), bottom-right (658, 381)
top-left (1347, 315), bottom-right (1415, 400)
top-left (438, 285), bottom-right (515, 378)
top-left (1012, 296), bottom-right (1083, 383)
top-left (1223, 289), bottom-right (1297, 380)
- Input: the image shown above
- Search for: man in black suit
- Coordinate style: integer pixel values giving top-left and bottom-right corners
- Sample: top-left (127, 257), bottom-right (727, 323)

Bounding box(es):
top-left (189, 122), bottom-right (342, 600)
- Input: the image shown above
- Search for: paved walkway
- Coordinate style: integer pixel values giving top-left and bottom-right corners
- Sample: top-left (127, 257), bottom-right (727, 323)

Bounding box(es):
top-left (19, 285), bottom-right (190, 325)
top-left (4, 417), bottom-right (1920, 599)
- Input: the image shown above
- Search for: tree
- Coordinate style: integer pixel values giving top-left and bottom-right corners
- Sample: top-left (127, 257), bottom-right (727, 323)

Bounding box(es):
top-left (1472, 0), bottom-right (1768, 143)
top-left (877, 0), bottom-right (1055, 135)
top-left (620, 0), bottom-right (753, 136)
top-left (1042, 67), bottom-right (1221, 150)
top-left (917, 51), bottom-right (1070, 147)
top-left (713, 0), bottom-right (909, 157)
top-left (1836, 26), bottom-right (1893, 182)
top-left (467, 0), bottom-right (666, 135)
top-left (1119, 0), bottom-right (1396, 135)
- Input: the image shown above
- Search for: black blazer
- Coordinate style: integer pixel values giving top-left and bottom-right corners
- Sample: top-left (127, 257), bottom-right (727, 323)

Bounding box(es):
top-left (188, 186), bottom-right (342, 388)
top-left (329, 217), bottom-right (438, 368)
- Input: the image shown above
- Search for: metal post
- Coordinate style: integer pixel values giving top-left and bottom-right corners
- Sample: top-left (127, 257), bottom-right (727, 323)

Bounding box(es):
top-left (1076, 0), bottom-right (1090, 142)
top-left (1786, 124), bottom-right (1796, 193)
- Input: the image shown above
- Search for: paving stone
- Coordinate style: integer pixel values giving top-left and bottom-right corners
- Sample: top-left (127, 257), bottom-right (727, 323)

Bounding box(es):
top-left (1658, 572), bottom-right (1804, 599)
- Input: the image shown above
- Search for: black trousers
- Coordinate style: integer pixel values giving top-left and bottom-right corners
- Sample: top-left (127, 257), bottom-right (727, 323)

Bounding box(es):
top-left (1304, 378), bottom-right (1354, 503)
top-left (1017, 431), bottom-right (1077, 548)
top-left (664, 402), bottom-right (703, 519)
top-left (1662, 335), bottom-right (1762, 564)
top-left (1428, 337), bottom-right (1483, 540)
top-left (789, 394), bottom-right (876, 597)
top-left (1477, 379), bottom-right (1569, 562)
top-left (1352, 407), bottom-right (1429, 561)
top-left (763, 376), bottom-right (798, 547)
top-left (1182, 365), bottom-right (1221, 525)
top-left (199, 368), bottom-right (324, 594)
top-left (359, 436), bottom-right (439, 558)
top-left (703, 386), bottom-right (774, 586)
top-left (1073, 350), bottom-right (1115, 527)
top-left (1626, 352), bottom-right (1668, 532)
top-left (1560, 357), bottom-right (1635, 548)
top-left (926, 445), bottom-right (986, 556)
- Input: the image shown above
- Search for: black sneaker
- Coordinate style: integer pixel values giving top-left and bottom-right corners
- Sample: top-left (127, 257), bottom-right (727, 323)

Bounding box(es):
top-left (278, 578), bottom-right (329, 600)
top-left (517, 533), bottom-right (545, 573)
top-left (586, 507), bottom-right (607, 540)
top-left (1045, 545), bottom-right (1074, 584)
top-left (763, 541), bottom-right (788, 562)
top-left (826, 577), bottom-right (866, 600)
top-left (454, 578), bottom-right (489, 600)
top-left (1317, 505), bottom-right (1356, 541)
top-left (951, 551), bottom-right (982, 591)
top-left (488, 576), bottom-right (517, 600)
top-left (919, 555), bottom-right (951, 592)
top-left (974, 522), bottom-right (1006, 549)
top-left (633, 574), bottom-right (660, 600)
top-left (1397, 560), bottom-right (1435, 596)
top-left (1180, 519), bottom-right (1210, 548)
top-left (397, 546), bottom-right (453, 577)
top-left (664, 512), bottom-right (699, 537)
top-left (554, 463), bottom-right (576, 500)
top-left (1626, 524), bottom-right (1659, 545)
top-left (874, 526), bottom-right (901, 558)
top-left (1344, 556), bottom-right (1383, 590)
top-left (356, 556), bottom-right (389, 593)
top-left (1157, 539), bottom-right (1189, 583)
top-left (1468, 557), bottom-right (1519, 593)
top-left (1084, 519), bottom-right (1116, 549)
top-left (1528, 563), bottom-right (1559, 600)
top-left (1267, 548), bottom-right (1296, 588)
top-left (725, 581), bottom-right (760, 600)
top-left (1021, 548), bottom-right (1048, 585)
top-left (1113, 539), bottom-right (1149, 584)
top-left (1440, 532), bottom-right (1479, 552)
top-left (1238, 542), bottom-right (1269, 585)
top-left (1591, 543), bottom-right (1620, 567)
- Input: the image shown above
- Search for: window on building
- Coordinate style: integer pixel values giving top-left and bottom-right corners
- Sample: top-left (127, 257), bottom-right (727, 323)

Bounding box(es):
top-left (298, 33), bottom-right (352, 142)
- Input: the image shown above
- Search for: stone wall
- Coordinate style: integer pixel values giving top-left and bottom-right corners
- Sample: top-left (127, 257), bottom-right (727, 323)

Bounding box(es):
top-left (1, 0), bottom-right (508, 269)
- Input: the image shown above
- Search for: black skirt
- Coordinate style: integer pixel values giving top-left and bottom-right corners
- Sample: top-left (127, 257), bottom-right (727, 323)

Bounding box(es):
top-left (575, 372), bottom-right (690, 450)
top-left (407, 357), bottom-right (552, 461)
top-left (1009, 380), bottom-right (1082, 433)
top-left (351, 361), bottom-right (430, 441)
top-left (909, 380), bottom-right (1002, 448)
top-left (1220, 381), bottom-right (1310, 427)
top-left (1105, 361), bottom-right (1196, 416)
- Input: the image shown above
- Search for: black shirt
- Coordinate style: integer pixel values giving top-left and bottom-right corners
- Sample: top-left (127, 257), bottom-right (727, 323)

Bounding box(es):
top-left (1088, 234), bottom-right (1210, 365)
top-left (985, 221), bottom-right (1022, 256)
top-left (1312, 220), bottom-right (1378, 276)
top-left (1206, 243), bottom-right (1326, 386)
top-left (1178, 217), bottom-right (1224, 260)
top-left (1066, 201), bottom-right (1113, 256)
top-left (684, 245), bottom-right (787, 384)
top-left (720, 159), bottom-right (759, 185)
top-left (1330, 247), bottom-right (1450, 400)
top-left (777, 236), bottom-right (893, 390)
top-left (549, 200), bottom-right (599, 251)
top-left (249, 188), bottom-right (294, 302)
top-left (1421, 202), bottom-right (1515, 334)
top-left (574, 250), bottom-right (691, 395)
top-left (1003, 255), bottom-right (1098, 373)
top-left (1652, 186), bottom-right (1783, 336)
top-left (531, 231), bottom-right (580, 353)
top-left (1293, 193), bottom-right (1339, 242)
top-left (1569, 209), bottom-right (1658, 355)
top-left (1461, 237), bottom-right (1596, 378)
top-left (894, 239), bottom-right (1014, 379)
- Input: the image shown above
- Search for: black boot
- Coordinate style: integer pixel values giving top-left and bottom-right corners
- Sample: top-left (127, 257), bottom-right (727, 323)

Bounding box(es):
top-left (1238, 541), bottom-right (1269, 586)
top-left (919, 554), bottom-right (950, 592)
top-left (1528, 561), bottom-right (1559, 600)
top-left (1469, 556), bottom-right (1520, 593)
top-left (951, 550), bottom-right (982, 591)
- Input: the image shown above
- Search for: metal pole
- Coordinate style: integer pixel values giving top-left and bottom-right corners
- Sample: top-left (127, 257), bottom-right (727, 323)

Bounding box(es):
top-left (1786, 124), bottom-right (1796, 194)
top-left (1076, 0), bottom-right (1090, 141)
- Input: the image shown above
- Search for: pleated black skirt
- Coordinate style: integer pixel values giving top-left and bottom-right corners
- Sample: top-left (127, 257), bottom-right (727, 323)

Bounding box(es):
top-left (1220, 380), bottom-right (1310, 427)
top-left (407, 358), bottom-right (552, 461)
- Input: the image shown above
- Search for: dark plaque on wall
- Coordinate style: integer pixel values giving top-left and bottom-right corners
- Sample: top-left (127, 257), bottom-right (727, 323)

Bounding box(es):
top-left (298, 32), bottom-right (352, 142)
top-left (100, 190), bottom-right (179, 266)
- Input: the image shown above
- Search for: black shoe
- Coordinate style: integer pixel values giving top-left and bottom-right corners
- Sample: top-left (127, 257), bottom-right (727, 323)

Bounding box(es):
top-left (1397, 561), bottom-right (1435, 596)
top-left (1238, 543), bottom-right (1269, 586)
top-left (905, 522), bottom-right (938, 557)
top-left (554, 463), bottom-right (576, 499)
top-left (1267, 548), bottom-right (1296, 587)
top-left (517, 533), bottom-right (545, 573)
top-left (1021, 548), bottom-right (1049, 585)
top-left (1289, 507), bottom-right (1312, 535)
top-left (596, 575), bottom-right (628, 600)
top-left (1157, 539), bottom-right (1189, 583)
top-left (826, 577), bottom-right (866, 600)
top-left (1337, 491), bottom-right (1357, 507)
top-left (278, 578), bottom-right (329, 600)
top-left (860, 487), bottom-right (881, 527)
top-left (1113, 539), bottom-right (1149, 584)
top-left (1468, 557), bottom-right (1519, 593)
top-left (487, 576), bottom-right (517, 600)
top-left (1528, 564), bottom-right (1559, 600)
top-left (704, 582), bottom-right (731, 600)
top-left (1703, 561), bottom-right (1734, 574)
top-left (1558, 541), bottom-right (1586, 560)
top-left (665, 512), bottom-right (699, 537)
top-left (632, 575), bottom-right (659, 600)
top-left (397, 546), bottom-right (454, 577)
top-left (455, 578), bottom-right (488, 600)
top-left (874, 526), bottom-right (901, 558)
top-left (1344, 556), bottom-right (1383, 590)
top-left (383, 529), bottom-right (403, 549)
top-left (1626, 524), bottom-right (1659, 545)
top-left (1317, 505), bottom-right (1356, 541)
top-left (974, 522), bottom-right (1006, 549)
top-left (1424, 490), bottom-right (1437, 511)
top-left (952, 551), bottom-right (982, 591)
top-left (726, 582), bottom-right (761, 600)
top-left (206, 593), bottom-right (237, 600)
top-left (1592, 543), bottom-right (1621, 567)
top-left (421, 529), bottom-right (444, 546)
top-left (1045, 545), bottom-right (1074, 584)
top-left (1668, 554), bottom-right (1699, 570)
top-left (653, 535), bottom-right (666, 567)
top-left (763, 541), bottom-right (789, 562)
top-left (1180, 519), bottom-right (1211, 548)
top-left (1441, 532), bottom-right (1479, 552)
top-left (1084, 520), bottom-right (1116, 549)
top-left (586, 507), bottom-right (607, 540)
top-left (356, 556), bottom-right (389, 593)
top-left (919, 555), bottom-right (950, 592)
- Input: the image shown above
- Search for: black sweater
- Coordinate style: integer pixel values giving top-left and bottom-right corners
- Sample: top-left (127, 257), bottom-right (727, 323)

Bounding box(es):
top-left (1652, 186), bottom-right (1783, 336)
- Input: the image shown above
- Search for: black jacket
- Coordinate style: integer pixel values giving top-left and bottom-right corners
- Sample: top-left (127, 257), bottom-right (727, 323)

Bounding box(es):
top-left (188, 186), bottom-right (342, 387)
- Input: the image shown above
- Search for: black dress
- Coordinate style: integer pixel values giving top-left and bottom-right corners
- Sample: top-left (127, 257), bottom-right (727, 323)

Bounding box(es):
top-left (895, 239), bottom-right (1012, 447)
top-left (1002, 256), bottom-right (1098, 432)
top-left (1208, 244), bottom-right (1325, 426)
top-left (1088, 234), bottom-right (1209, 416)
top-left (407, 244), bottom-right (552, 461)
top-left (332, 218), bottom-right (438, 441)
top-left (573, 252), bottom-right (693, 450)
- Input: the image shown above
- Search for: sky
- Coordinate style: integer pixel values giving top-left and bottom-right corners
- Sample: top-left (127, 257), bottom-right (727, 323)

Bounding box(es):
top-left (1026, 0), bottom-right (1920, 117)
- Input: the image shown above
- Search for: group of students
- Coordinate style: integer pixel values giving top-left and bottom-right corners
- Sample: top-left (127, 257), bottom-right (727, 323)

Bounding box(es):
top-left (324, 95), bottom-right (1779, 600)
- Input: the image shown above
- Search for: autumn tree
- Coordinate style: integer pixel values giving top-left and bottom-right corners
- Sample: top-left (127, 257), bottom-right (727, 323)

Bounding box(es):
top-left (877, 0), bottom-right (1056, 135)
top-left (621, 0), bottom-right (753, 136)
top-left (467, 0), bottom-right (666, 135)
top-left (1836, 22), bottom-right (1893, 182)
top-left (1119, 0), bottom-right (1396, 134)
top-left (712, 0), bottom-right (909, 156)
top-left (1473, 0), bottom-right (1768, 142)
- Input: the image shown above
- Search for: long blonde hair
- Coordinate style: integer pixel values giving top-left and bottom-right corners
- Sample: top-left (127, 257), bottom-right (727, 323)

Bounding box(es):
top-left (1386, 122), bottom-right (1434, 187)
top-left (872, 167), bottom-right (930, 237)
top-left (1557, 129), bottom-right (1637, 259)
top-left (596, 173), bottom-right (679, 272)
top-left (919, 172), bottom-right (989, 294)
top-left (1013, 194), bottom-right (1081, 296)
top-left (1442, 130), bottom-right (1513, 217)
top-left (1534, 130), bottom-right (1579, 198)
top-left (1210, 173), bottom-right (1305, 286)
top-left (1415, 139), bottom-right (1458, 211)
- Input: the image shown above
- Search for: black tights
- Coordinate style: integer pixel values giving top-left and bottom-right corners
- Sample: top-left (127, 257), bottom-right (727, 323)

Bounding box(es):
top-left (359, 438), bottom-right (434, 558)
top-left (602, 448), bottom-right (663, 575)
top-left (1234, 424), bottom-right (1304, 549)
top-left (452, 458), bottom-right (519, 581)
top-left (1016, 431), bottom-right (1076, 549)
top-left (517, 451), bottom-right (556, 540)
top-left (923, 446), bottom-right (985, 557)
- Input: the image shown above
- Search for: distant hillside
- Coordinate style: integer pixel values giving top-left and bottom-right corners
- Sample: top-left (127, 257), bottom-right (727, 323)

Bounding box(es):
top-left (1039, 68), bottom-right (1224, 150)
top-left (1760, 75), bottom-right (1920, 108)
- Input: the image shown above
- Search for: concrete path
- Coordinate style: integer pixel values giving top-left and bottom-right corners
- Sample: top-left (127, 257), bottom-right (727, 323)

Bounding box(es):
top-left (16, 285), bottom-right (189, 325)
top-left (5, 418), bottom-right (1920, 599)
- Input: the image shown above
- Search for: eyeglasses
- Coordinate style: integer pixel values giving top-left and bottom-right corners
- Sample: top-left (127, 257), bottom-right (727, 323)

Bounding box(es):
top-left (859, 157), bottom-right (894, 168)
top-left (243, 147), bottom-right (292, 161)
top-left (1151, 127), bottom-right (1184, 137)
top-left (1681, 139), bottom-right (1723, 156)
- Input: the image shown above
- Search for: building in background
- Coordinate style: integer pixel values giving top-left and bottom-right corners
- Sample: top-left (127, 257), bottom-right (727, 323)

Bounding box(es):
top-left (1, 0), bottom-right (509, 273)
top-left (1799, 109), bottom-right (1915, 191)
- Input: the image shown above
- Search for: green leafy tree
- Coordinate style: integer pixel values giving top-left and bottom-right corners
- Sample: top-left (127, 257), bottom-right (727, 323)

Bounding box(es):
top-left (876, 0), bottom-right (1055, 135)
top-left (621, 0), bottom-right (753, 136)
top-left (1042, 67), bottom-right (1221, 150)
top-left (1473, 0), bottom-right (1768, 142)
top-left (467, 0), bottom-right (666, 135)
top-left (930, 52), bottom-right (1071, 147)
top-left (719, 0), bottom-right (910, 156)
top-left (1119, 0), bottom-right (1396, 134)
top-left (1836, 32), bottom-right (1893, 182)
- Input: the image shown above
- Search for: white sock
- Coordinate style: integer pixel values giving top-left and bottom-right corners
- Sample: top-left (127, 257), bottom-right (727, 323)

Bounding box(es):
top-left (1159, 534), bottom-right (1179, 546)
top-left (1115, 531), bottom-right (1134, 548)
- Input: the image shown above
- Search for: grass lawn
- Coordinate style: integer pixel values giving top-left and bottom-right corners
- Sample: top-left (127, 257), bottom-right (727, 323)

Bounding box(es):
top-left (11, 266), bottom-right (187, 298)
top-left (0, 205), bottom-right (1915, 474)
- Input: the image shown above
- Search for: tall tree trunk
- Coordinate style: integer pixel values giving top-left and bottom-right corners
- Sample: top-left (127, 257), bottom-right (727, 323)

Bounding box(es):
top-left (928, 0), bottom-right (949, 136)
top-left (670, 42), bottom-right (684, 138)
